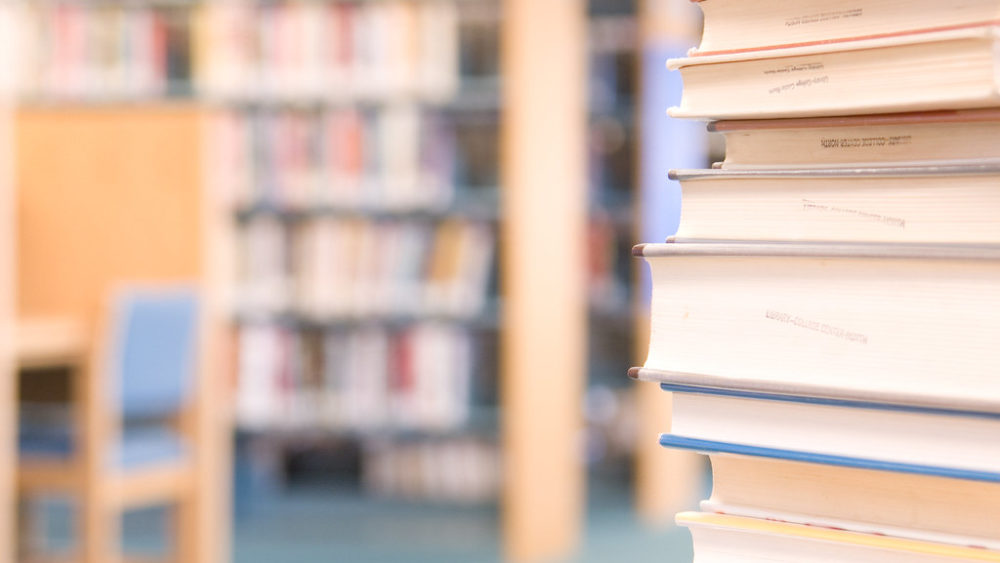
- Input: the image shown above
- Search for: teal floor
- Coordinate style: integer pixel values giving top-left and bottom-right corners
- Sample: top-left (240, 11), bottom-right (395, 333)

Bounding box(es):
top-left (26, 475), bottom-right (700, 562)
top-left (232, 479), bottom-right (696, 563)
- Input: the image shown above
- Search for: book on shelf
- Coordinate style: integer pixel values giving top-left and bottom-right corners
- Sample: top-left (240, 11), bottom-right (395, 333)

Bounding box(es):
top-left (196, 0), bottom-right (458, 102)
top-left (677, 512), bottom-right (1000, 563)
top-left (236, 216), bottom-right (494, 320)
top-left (363, 437), bottom-right (499, 503)
top-left (710, 109), bottom-right (1000, 169)
top-left (669, 25), bottom-right (1000, 119)
top-left (236, 322), bottom-right (476, 432)
top-left (207, 106), bottom-right (456, 212)
top-left (13, 2), bottom-right (191, 100)
top-left (690, 0), bottom-right (1000, 56)
top-left (669, 162), bottom-right (1000, 243)
top-left (632, 241), bottom-right (1000, 410)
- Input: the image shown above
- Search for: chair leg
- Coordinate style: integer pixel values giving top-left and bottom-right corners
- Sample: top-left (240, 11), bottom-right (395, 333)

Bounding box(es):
top-left (80, 487), bottom-right (120, 563)
top-left (170, 491), bottom-right (198, 563)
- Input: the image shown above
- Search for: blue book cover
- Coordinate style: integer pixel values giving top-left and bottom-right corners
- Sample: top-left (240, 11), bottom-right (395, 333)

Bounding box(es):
top-left (659, 434), bottom-right (1000, 483)
top-left (659, 382), bottom-right (1000, 420)
top-left (656, 382), bottom-right (1000, 483)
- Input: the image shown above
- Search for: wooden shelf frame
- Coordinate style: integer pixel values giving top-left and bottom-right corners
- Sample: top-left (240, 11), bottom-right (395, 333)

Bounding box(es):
top-left (500, 1), bottom-right (588, 560)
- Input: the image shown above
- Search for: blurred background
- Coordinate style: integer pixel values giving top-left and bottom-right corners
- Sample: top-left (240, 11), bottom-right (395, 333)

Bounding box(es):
top-left (0, 0), bottom-right (717, 561)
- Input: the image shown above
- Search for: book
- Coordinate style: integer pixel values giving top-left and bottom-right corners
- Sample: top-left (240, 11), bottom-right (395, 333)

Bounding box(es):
top-left (669, 163), bottom-right (1000, 243)
top-left (678, 512), bottom-right (1000, 563)
top-left (691, 0), bottom-right (1000, 56)
top-left (669, 25), bottom-right (1000, 119)
top-left (703, 455), bottom-right (1000, 547)
top-left (659, 387), bottom-right (1000, 481)
top-left (710, 109), bottom-right (1000, 169)
top-left (633, 241), bottom-right (1000, 410)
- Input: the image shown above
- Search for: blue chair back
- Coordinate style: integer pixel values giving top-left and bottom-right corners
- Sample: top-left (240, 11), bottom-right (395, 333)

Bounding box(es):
top-left (111, 287), bottom-right (199, 420)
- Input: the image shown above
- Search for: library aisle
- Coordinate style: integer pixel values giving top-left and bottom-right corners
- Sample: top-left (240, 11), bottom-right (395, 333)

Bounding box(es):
top-left (2, 0), bottom-right (706, 561)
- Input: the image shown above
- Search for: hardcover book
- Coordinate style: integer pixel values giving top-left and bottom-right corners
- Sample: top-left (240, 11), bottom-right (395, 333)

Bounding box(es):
top-left (690, 0), bottom-right (1000, 56)
top-left (710, 109), bottom-right (1000, 169)
top-left (669, 26), bottom-right (1000, 119)
top-left (679, 512), bottom-right (1000, 563)
top-left (702, 454), bottom-right (1000, 548)
top-left (634, 241), bottom-right (1000, 410)
top-left (659, 386), bottom-right (1000, 481)
top-left (669, 162), bottom-right (1000, 243)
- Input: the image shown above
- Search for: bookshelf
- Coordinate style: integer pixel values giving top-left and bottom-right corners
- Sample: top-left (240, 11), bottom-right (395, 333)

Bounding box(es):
top-left (196, 0), bottom-right (507, 507)
top-left (7, 1), bottom-right (596, 561)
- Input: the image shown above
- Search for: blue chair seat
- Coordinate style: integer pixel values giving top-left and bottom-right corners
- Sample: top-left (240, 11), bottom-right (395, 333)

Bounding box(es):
top-left (20, 415), bottom-right (186, 471)
top-left (115, 426), bottom-right (187, 470)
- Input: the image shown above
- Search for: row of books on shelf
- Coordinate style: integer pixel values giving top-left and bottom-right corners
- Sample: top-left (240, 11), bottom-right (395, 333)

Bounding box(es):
top-left (634, 1), bottom-right (1000, 561)
top-left (208, 106), bottom-right (456, 212)
top-left (237, 322), bottom-right (481, 433)
top-left (363, 437), bottom-right (499, 503)
top-left (5, 0), bottom-right (460, 102)
top-left (198, 0), bottom-right (459, 102)
top-left (9, 2), bottom-right (191, 100)
top-left (237, 216), bottom-right (495, 322)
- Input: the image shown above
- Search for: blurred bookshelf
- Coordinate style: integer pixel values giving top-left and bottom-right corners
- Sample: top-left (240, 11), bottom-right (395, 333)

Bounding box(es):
top-left (1, 0), bottom-right (662, 559)
top-left (5, 0), bottom-right (508, 509)
top-left (195, 0), bottom-right (506, 506)
top-left (4, 3), bottom-right (506, 559)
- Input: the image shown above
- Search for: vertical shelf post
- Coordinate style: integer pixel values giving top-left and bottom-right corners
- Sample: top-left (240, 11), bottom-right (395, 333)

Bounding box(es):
top-left (196, 110), bottom-right (235, 563)
top-left (501, 0), bottom-right (587, 560)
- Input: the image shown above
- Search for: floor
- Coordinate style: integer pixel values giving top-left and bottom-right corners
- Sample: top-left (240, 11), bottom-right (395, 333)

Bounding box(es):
top-left (232, 478), bottom-right (696, 563)
top-left (25, 473), bottom-right (701, 562)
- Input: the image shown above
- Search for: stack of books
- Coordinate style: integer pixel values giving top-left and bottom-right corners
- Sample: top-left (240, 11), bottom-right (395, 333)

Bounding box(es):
top-left (631, 1), bottom-right (1000, 560)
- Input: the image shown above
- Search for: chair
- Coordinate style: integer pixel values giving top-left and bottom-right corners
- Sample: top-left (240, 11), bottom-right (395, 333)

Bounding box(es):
top-left (17, 286), bottom-right (201, 563)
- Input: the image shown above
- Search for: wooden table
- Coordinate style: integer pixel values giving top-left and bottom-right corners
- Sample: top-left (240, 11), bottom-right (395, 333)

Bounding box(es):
top-left (16, 317), bottom-right (87, 368)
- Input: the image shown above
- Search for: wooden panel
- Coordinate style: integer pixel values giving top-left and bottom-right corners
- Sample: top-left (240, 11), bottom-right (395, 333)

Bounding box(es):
top-left (501, 1), bottom-right (587, 561)
top-left (15, 105), bottom-right (203, 327)
top-left (195, 109), bottom-right (235, 563)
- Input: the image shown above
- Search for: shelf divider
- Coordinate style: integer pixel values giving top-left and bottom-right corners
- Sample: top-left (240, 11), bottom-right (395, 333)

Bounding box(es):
top-left (501, 0), bottom-right (587, 560)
